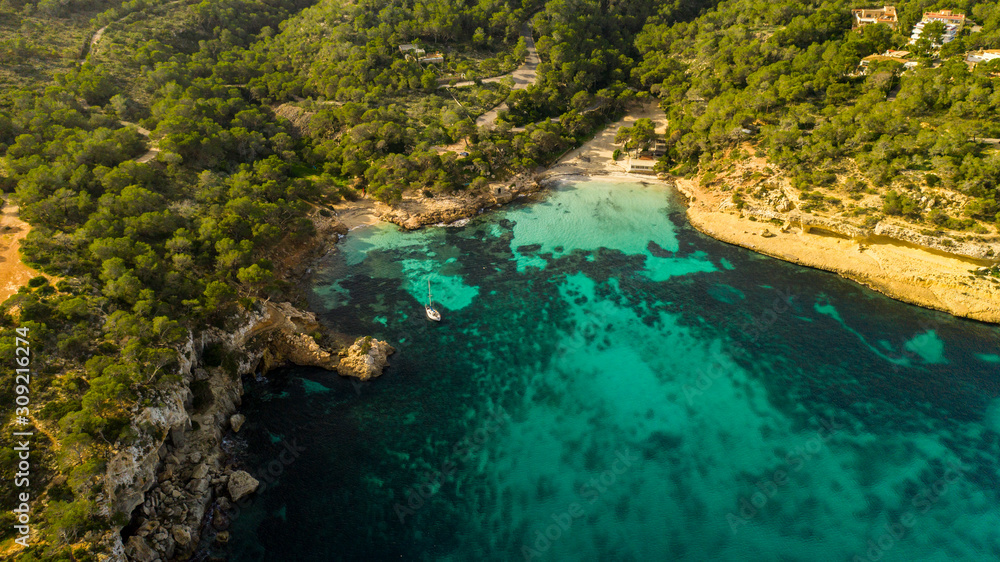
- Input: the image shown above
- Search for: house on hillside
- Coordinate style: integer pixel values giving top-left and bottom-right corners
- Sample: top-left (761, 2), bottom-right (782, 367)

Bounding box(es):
top-left (923, 10), bottom-right (966, 27)
top-left (859, 51), bottom-right (918, 73)
top-left (419, 52), bottom-right (444, 64)
top-left (909, 10), bottom-right (966, 44)
top-left (851, 6), bottom-right (898, 30)
top-left (399, 44), bottom-right (426, 56)
top-left (966, 49), bottom-right (1000, 65)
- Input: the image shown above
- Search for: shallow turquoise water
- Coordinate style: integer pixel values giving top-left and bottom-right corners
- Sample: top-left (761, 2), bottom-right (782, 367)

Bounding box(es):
top-left (223, 180), bottom-right (1000, 561)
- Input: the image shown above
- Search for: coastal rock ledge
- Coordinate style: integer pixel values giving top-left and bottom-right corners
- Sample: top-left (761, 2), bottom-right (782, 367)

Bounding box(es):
top-left (251, 301), bottom-right (340, 372)
top-left (109, 301), bottom-right (393, 562)
top-left (337, 336), bottom-right (395, 380)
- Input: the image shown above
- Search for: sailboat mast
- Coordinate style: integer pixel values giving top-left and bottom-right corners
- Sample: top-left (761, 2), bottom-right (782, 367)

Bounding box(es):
top-left (427, 278), bottom-right (433, 306)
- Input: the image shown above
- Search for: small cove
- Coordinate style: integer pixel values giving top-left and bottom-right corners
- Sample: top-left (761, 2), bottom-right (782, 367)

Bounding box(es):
top-left (223, 179), bottom-right (1000, 561)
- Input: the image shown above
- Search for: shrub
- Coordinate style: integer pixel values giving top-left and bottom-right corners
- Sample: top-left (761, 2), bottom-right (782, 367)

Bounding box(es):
top-left (882, 190), bottom-right (921, 219)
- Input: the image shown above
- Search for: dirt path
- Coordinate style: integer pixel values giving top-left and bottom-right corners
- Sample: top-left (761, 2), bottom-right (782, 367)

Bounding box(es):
top-left (475, 23), bottom-right (540, 128)
top-left (121, 121), bottom-right (160, 162)
top-left (135, 148), bottom-right (160, 163)
top-left (90, 25), bottom-right (108, 50)
top-left (0, 198), bottom-right (41, 302)
top-left (83, 0), bottom-right (186, 61)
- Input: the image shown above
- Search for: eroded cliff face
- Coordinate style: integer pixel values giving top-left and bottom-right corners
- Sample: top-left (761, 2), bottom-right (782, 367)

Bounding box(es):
top-left (100, 300), bottom-right (386, 562)
top-left (873, 223), bottom-right (999, 261)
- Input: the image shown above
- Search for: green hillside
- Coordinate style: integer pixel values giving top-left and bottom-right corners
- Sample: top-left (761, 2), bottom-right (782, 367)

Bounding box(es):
top-left (3, 0), bottom-right (1000, 558)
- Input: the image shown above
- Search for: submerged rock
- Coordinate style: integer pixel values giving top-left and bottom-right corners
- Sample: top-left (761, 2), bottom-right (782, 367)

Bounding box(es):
top-left (337, 336), bottom-right (396, 381)
top-left (227, 470), bottom-right (260, 502)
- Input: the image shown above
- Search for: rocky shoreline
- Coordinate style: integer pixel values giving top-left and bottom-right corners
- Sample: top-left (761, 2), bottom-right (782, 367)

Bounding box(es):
top-left (108, 175), bottom-right (532, 561)
top-left (376, 173), bottom-right (542, 230)
top-left (109, 301), bottom-right (395, 562)
top-left (105, 131), bottom-right (1000, 559)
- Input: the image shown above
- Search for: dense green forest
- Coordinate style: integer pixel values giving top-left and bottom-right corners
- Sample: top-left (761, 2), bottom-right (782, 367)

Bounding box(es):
top-left (0, 0), bottom-right (702, 557)
top-left (635, 0), bottom-right (1000, 229)
top-left (3, 0), bottom-right (1000, 557)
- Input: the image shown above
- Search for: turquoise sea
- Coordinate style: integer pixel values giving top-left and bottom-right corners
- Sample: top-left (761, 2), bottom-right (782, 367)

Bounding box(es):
top-left (221, 180), bottom-right (1000, 561)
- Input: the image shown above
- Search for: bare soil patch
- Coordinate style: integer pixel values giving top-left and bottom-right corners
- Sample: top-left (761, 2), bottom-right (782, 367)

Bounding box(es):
top-left (0, 198), bottom-right (41, 302)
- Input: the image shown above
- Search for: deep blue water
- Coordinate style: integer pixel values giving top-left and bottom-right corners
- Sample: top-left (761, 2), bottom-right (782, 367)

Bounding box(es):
top-left (220, 180), bottom-right (1000, 561)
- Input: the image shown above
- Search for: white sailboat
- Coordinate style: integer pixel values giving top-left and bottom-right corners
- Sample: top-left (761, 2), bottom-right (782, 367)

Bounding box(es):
top-left (425, 279), bottom-right (441, 321)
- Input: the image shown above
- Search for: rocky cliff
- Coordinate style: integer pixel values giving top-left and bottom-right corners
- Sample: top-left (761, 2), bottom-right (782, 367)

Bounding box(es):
top-left (724, 200), bottom-right (1000, 262)
top-left (873, 223), bottom-right (999, 261)
top-left (102, 299), bottom-right (388, 562)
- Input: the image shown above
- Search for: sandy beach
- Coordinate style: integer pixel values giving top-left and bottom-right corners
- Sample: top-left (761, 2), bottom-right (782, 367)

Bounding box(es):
top-left (323, 103), bottom-right (1000, 324)
top-left (674, 178), bottom-right (1000, 324)
top-left (537, 104), bottom-right (1000, 324)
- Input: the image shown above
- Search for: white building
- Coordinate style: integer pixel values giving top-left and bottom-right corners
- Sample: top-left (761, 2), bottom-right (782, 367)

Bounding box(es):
top-left (966, 50), bottom-right (1000, 64)
top-left (909, 10), bottom-right (966, 45)
top-left (625, 156), bottom-right (657, 174)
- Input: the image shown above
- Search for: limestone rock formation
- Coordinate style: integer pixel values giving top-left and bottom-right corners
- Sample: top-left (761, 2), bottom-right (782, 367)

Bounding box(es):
top-left (230, 414), bottom-right (246, 433)
top-left (227, 470), bottom-right (260, 502)
top-left (337, 336), bottom-right (396, 381)
top-left (107, 301), bottom-right (343, 561)
top-left (251, 302), bottom-right (340, 373)
top-left (379, 174), bottom-right (540, 230)
top-left (171, 525), bottom-right (192, 548)
top-left (874, 222), bottom-right (1000, 261)
top-left (125, 535), bottom-right (157, 562)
